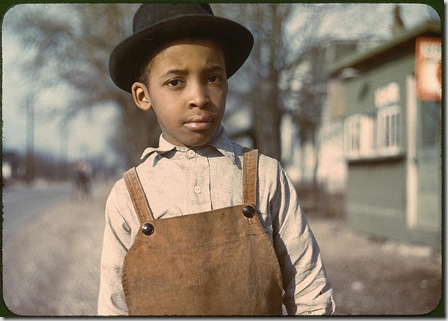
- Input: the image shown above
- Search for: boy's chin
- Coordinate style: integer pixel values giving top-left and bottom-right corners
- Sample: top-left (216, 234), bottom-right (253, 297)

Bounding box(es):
top-left (164, 125), bottom-right (220, 148)
top-left (178, 126), bottom-right (220, 147)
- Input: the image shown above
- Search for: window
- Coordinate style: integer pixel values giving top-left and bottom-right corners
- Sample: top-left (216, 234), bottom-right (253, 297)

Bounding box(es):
top-left (344, 114), bottom-right (375, 159)
top-left (377, 106), bottom-right (401, 156)
top-left (344, 106), bottom-right (402, 160)
top-left (344, 116), bottom-right (360, 157)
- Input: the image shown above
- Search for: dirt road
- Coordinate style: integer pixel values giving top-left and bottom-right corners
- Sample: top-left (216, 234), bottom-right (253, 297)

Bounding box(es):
top-left (308, 217), bottom-right (442, 315)
top-left (2, 181), bottom-right (442, 316)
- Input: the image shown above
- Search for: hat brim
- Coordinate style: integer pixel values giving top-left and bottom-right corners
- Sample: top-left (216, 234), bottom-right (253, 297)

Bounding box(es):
top-left (109, 15), bottom-right (254, 93)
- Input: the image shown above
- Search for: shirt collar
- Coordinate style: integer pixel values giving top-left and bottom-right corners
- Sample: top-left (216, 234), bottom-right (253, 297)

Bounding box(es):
top-left (140, 125), bottom-right (236, 165)
top-left (207, 125), bottom-right (236, 164)
top-left (140, 135), bottom-right (176, 160)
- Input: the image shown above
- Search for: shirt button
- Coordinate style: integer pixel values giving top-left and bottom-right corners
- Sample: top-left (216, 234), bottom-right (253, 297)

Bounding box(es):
top-left (194, 186), bottom-right (202, 194)
top-left (186, 149), bottom-right (196, 159)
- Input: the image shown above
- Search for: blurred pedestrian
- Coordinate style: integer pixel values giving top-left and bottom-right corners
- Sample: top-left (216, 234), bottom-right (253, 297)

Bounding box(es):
top-left (71, 161), bottom-right (91, 201)
top-left (98, 3), bottom-right (334, 316)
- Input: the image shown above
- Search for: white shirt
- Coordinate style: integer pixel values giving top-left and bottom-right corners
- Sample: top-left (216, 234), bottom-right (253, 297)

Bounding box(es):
top-left (97, 125), bottom-right (335, 315)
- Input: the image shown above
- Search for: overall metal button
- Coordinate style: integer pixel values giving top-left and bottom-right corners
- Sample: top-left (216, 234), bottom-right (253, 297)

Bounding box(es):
top-left (242, 205), bottom-right (255, 218)
top-left (142, 223), bottom-right (154, 236)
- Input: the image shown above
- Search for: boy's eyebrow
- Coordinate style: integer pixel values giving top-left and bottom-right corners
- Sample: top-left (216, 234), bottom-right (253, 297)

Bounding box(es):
top-left (160, 69), bottom-right (188, 79)
top-left (159, 65), bottom-right (226, 79)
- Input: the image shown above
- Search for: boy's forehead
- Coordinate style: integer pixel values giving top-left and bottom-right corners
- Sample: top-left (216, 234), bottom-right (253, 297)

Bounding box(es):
top-left (148, 37), bottom-right (226, 66)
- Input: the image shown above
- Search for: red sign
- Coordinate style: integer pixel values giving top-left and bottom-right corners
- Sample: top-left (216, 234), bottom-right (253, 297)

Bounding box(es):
top-left (416, 37), bottom-right (442, 101)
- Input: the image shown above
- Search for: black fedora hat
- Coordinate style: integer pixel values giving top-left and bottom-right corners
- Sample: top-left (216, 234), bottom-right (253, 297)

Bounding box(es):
top-left (109, 3), bottom-right (254, 93)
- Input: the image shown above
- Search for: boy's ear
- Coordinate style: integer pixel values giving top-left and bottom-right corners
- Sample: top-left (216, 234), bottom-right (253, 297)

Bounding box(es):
top-left (131, 82), bottom-right (152, 111)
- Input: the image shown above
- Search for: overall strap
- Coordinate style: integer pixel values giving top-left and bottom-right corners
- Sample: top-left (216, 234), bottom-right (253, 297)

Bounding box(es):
top-left (123, 167), bottom-right (155, 222)
top-left (242, 148), bottom-right (259, 206)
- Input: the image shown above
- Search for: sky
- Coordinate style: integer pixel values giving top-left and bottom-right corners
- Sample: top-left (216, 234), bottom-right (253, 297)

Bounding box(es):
top-left (2, 10), bottom-right (120, 164)
top-left (1, 3), bottom-right (441, 167)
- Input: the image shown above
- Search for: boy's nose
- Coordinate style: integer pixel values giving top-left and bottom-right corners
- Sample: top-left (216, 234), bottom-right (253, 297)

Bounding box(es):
top-left (188, 83), bottom-right (210, 109)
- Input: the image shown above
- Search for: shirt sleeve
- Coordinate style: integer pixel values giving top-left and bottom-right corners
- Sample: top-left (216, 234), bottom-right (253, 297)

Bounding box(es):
top-left (270, 164), bottom-right (335, 315)
top-left (97, 183), bottom-right (131, 315)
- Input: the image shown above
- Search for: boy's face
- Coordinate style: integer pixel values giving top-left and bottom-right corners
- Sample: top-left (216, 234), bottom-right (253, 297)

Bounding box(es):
top-left (132, 38), bottom-right (228, 148)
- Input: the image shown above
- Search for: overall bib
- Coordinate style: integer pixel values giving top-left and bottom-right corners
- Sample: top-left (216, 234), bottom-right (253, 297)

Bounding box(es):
top-left (122, 149), bottom-right (283, 316)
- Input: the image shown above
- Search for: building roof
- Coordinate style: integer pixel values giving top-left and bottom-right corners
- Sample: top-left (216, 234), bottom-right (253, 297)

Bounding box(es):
top-left (329, 20), bottom-right (441, 78)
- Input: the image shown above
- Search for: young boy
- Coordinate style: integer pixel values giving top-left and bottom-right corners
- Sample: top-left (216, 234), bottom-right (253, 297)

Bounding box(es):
top-left (98, 3), bottom-right (335, 316)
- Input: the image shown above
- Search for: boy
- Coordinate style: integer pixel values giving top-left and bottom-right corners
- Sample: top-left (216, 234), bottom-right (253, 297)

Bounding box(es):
top-left (98, 3), bottom-right (335, 316)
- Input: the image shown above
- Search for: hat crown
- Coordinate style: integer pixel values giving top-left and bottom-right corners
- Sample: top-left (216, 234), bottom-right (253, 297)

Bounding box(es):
top-left (133, 3), bottom-right (214, 33)
top-left (110, 3), bottom-right (253, 92)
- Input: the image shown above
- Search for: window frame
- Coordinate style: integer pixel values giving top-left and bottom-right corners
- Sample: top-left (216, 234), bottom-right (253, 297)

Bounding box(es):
top-left (376, 105), bottom-right (401, 156)
top-left (344, 114), bottom-right (375, 160)
top-left (344, 105), bottom-right (402, 161)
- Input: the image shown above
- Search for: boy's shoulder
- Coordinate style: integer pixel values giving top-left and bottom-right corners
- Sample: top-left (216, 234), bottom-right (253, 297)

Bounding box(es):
top-left (256, 152), bottom-right (284, 180)
top-left (229, 140), bottom-right (283, 175)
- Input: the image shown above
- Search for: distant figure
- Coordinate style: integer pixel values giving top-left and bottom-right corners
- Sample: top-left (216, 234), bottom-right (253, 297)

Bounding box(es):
top-left (392, 5), bottom-right (405, 35)
top-left (71, 161), bottom-right (91, 201)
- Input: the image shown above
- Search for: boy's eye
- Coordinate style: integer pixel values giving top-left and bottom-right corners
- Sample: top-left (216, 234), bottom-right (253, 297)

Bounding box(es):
top-left (207, 75), bottom-right (223, 84)
top-left (167, 79), bottom-right (184, 88)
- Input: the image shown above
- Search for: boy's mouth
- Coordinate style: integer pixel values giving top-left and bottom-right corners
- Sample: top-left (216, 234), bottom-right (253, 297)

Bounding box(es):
top-left (184, 114), bottom-right (215, 131)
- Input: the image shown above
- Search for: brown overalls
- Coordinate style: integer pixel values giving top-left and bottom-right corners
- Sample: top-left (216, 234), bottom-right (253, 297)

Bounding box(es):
top-left (122, 149), bottom-right (283, 316)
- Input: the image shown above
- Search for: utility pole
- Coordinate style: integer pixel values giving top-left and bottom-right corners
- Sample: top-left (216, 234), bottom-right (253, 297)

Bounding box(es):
top-left (58, 121), bottom-right (69, 181)
top-left (25, 96), bottom-right (35, 185)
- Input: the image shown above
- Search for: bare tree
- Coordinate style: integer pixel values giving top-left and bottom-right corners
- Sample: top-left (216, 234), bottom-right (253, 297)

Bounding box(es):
top-left (6, 3), bottom-right (437, 173)
top-left (5, 4), bottom-right (160, 166)
top-left (213, 4), bottom-right (296, 161)
top-left (214, 3), bottom-right (435, 189)
top-left (214, 4), bottom-right (338, 167)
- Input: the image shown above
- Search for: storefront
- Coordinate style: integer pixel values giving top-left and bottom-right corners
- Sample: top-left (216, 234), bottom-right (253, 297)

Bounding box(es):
top-left (328, 21), bottom-right (442, 248)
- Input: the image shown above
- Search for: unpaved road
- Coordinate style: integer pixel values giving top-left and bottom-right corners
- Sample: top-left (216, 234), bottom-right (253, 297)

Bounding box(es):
top-left (2, 181), bottom-right (442, 316)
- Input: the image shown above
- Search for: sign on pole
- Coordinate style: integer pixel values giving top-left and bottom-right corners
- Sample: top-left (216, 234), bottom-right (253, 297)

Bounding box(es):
top-left (416, 37), bottom-right (442, 101)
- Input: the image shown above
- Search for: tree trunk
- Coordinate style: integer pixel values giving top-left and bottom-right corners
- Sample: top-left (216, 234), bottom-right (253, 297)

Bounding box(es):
top-left (251, 4), bottom-right (283, 162)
